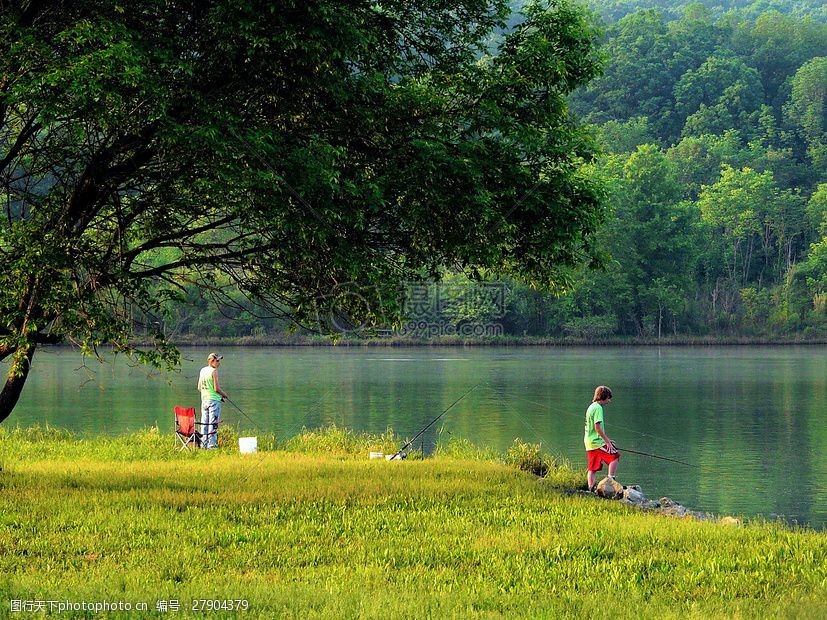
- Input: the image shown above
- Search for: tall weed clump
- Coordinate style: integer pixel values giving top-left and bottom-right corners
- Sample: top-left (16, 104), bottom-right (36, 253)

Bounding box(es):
top-left (434, 436), bottom-right (500, 461)
top-left (281, 424), bottom-right (400, 457)
top-left (504, 439), bottom-right (554, 477)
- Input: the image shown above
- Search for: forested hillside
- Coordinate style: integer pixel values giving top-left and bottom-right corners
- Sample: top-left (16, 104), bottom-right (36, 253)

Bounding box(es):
top-left (584, 0), bottom-right (826, 22)
top-left (560, 1), bottom-right (827, 339)
top-left (155, 1), bottom-right (827, 341)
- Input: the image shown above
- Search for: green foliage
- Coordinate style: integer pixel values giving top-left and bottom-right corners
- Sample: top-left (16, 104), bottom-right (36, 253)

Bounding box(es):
top-left (599, 116), bottom-right (660, 153)
top-left (699, 165), bottom-right (805, 291)
top-left (586, 146), bottom-right (699, 335)
top-left (571, 4), bottom-right (827, 141)
top-left (7, 0), bottom-right (826, 353)
top-left (784, 56), bottom-right (827, 180)
top-left (564, 0), bottom-right (826, 339)
top-left (674, 54), bottom-right (764, 137)
top-left (668, 131), bottom-right (751, 199)
top-left (142, 0), bottom-right (827, 343)
top-left (584, 0), bottom-right (827, 23)
top-left (563, 314), bottom-right (618, 338)
top-left (796, 237), bottom-right (827, 296)
top-left (807, 184), bottom-right (827, 237)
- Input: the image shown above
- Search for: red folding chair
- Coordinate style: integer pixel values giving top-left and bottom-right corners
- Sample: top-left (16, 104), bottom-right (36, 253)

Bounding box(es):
top-left (174, 406), bottom-right (203, 449)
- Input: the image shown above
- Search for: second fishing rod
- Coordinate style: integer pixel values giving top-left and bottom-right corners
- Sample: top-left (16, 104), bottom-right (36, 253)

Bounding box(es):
top-left (387, 384), bottom-right (480, 460)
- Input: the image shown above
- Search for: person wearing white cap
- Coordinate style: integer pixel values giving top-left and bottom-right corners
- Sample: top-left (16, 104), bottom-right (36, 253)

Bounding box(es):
top-left (197, 352), bottom-right (228, 448)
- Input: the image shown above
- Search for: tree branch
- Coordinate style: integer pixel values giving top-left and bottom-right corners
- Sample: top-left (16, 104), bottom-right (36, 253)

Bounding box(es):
top-left (0, 113), bottom-right (41, 176)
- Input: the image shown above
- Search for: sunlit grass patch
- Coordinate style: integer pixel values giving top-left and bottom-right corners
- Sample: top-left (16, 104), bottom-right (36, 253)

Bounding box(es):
top-left (0, 428), bottom-right (826, 618)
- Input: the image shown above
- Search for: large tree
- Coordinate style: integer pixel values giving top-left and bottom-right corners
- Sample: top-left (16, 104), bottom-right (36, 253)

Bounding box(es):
top-left (0, 0), bottom-right (605, 423)
top-left (595, 145), bottom-right (697, 336)
top-left (784, 56), bottom-right (827, 182)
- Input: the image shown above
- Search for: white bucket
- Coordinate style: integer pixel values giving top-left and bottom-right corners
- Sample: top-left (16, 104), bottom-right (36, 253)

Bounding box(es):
top-left (239, 437), bottom-right (258, 454)
top-left (369, 451), bottom-right (384, 460)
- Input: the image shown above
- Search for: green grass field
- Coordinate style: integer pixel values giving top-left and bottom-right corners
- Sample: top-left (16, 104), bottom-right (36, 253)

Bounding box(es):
top-left (1, 426), bottom-right (826, 618)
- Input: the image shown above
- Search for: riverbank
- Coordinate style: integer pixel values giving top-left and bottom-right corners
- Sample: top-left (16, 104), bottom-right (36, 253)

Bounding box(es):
top-left (135, 333), bottom-right (827, 347)
top-left (1, 427), bottom-right (825, 618)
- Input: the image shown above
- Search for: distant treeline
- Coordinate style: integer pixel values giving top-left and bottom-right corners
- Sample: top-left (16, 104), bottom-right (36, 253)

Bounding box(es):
top-left (153, 1), bottom-right (827, 341)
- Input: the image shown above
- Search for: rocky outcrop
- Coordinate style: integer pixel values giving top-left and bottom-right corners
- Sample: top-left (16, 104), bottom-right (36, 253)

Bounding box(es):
top-left (591, 477), bottom-right (735, 523)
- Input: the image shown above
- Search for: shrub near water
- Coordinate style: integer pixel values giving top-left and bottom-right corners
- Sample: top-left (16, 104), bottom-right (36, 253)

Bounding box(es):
top-left (504, 439), bottom-right (554, 477)
top-left (0, 426), bottom-right (826, 618)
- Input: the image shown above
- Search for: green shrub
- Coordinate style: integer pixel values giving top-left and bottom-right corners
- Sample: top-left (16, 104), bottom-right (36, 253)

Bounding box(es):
top-left (504, 438), bottom-right (552, 477)
top-left (217, 421), bottom-right (240, 448)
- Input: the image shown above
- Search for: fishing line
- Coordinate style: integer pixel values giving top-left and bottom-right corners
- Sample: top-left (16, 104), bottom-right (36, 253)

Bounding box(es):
top-left (479, 386), bottom-right (696, 469)
top-left (444, 385), bottom-right (701, 473)
top-left (183, 366), bottom-right (345, 483)
top-left (485, 385), bottom-right (552, 448)
top-left (196, 363), bottom-right (709, 473)
top-left (277, 382), bottom-right (345, 440)
top-left (479, 385), bottom-right (654, 450)
top-left (510, 393), bottom-right (688, 452)
top-left (479, 388), bottom-right (711, 471)
top-left (235, 383), bottom-right (345, 483)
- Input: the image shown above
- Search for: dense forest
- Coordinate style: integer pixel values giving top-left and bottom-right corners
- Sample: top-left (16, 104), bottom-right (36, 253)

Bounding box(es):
top-left (159, 0), bottom-right (827, 341)
top-left (564, 0), bottom-right (827, 339)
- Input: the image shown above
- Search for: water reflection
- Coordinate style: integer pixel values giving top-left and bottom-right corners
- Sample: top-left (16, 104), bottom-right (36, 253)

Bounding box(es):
top-left (9, 345), bottom-right (827, 529)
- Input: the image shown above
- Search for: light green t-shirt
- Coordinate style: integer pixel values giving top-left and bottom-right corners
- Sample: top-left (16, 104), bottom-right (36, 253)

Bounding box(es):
top-left (198, 365), bottom-right (221, 402)
top-left (584, 401), bottom-right (606, 450)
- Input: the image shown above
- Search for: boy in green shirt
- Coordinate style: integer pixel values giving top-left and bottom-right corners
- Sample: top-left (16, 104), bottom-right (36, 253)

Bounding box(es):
top-left (584, 385), bottom-right (620, 491)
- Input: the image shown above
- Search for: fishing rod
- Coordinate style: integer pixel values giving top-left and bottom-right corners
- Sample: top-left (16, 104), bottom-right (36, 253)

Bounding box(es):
top-left (387, 383), bottom-right (480, 460)
top-left (615, 446), bottom-right (698, 468)
top-left (224, 397), bottom-right (257, 426)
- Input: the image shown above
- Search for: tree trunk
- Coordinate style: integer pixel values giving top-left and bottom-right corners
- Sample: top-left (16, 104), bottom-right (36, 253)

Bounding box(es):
top-left (0, 344), bottom-right (36, 425)
top-left (657, 305), bottom-right (663, 339)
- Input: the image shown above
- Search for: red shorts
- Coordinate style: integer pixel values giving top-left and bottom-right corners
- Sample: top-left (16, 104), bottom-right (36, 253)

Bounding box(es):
top-left (586, 446), bottom-right (620, 472)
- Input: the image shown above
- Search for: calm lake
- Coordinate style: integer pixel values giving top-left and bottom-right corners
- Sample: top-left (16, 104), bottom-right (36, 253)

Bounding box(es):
top-left (8, 345), bottom-right (827, 530)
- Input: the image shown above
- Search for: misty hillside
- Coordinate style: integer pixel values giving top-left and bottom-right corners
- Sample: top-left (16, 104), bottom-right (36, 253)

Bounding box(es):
top-left (511, 0), bottom-right (826, 24)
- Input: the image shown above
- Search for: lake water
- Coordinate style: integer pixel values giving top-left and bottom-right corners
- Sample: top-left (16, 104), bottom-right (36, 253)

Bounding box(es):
top-left (8, 345), bottom-right (827, 530)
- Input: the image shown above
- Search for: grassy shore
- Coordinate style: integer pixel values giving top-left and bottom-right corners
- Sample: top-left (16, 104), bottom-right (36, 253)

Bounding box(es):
top-left (1, 427), bottom-right (826, 619)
